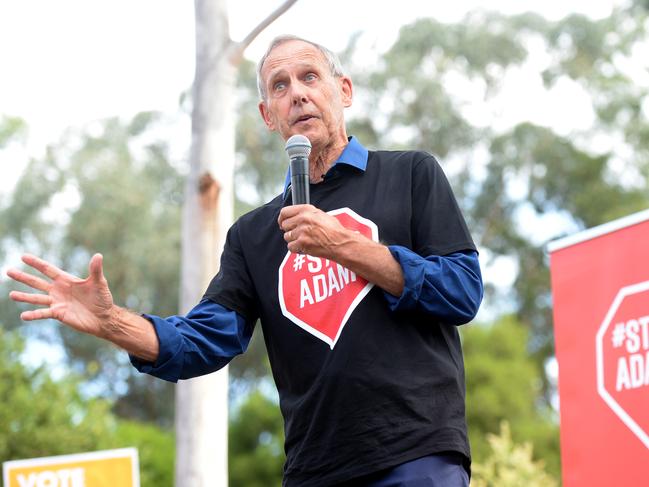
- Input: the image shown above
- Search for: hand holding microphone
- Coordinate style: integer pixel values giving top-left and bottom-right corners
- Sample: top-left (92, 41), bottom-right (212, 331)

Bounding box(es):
top-left (279, 134), bottom-right (353, 258)
top-left (283, 134), bottom-right (312, 254)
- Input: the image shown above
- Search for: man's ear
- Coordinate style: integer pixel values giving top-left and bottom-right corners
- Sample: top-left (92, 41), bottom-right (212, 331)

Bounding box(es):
top-left (340, 76), bottom-right (353, 108)
top-left (258, 101), bottom-right (276, 131)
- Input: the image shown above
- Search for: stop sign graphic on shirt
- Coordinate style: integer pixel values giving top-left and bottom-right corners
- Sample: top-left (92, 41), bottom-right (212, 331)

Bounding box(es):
top-left (278, 207), bottom-right (379, 349)
top-left (597, 280), bottom-right (649, 449)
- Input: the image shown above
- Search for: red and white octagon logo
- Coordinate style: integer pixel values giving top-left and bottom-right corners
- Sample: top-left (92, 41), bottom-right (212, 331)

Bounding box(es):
top-left (278, 208), bottom-right (378, 349)
top-left (596, 280), bottom-right (649, 449)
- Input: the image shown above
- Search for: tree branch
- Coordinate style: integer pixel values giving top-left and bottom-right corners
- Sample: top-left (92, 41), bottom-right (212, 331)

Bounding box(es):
top-left (230, 0), bottom-right (300, 63)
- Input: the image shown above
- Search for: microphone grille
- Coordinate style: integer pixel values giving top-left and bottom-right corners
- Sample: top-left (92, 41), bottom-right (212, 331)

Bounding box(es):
top-left (285, 134), bottom-right (311, 158)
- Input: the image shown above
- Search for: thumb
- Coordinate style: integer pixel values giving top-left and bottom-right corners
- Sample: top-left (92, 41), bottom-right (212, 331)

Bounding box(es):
top-left (89, 253), bottom-right (105, 282)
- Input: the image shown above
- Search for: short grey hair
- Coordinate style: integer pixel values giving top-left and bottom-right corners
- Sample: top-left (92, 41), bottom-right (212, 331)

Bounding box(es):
top-left (256, 35), bottom-right (345, 101)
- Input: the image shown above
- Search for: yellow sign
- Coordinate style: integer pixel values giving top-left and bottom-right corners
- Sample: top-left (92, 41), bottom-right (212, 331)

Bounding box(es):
top-left (2, 448), bottom-right (139, 487)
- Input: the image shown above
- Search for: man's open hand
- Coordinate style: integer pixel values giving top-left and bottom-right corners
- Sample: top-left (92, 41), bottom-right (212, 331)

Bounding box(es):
top-left (7, 253), bottom-right (115, 339)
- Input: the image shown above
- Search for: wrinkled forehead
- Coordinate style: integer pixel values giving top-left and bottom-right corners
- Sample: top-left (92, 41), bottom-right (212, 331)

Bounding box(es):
top-left (260, 40), bottom-right (328, 81)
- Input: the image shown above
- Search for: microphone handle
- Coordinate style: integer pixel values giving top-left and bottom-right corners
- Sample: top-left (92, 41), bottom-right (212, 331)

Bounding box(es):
top-left (290, 156), bottom-right (310, 205)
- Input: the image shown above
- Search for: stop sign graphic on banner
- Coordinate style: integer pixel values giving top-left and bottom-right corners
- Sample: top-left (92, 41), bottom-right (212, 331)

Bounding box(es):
top-left (278, 207), bottom-right (378, 349)
top-left (549, 209), bottom-right (649, 486)
top-left (597, 279), bottom-right (649, 449)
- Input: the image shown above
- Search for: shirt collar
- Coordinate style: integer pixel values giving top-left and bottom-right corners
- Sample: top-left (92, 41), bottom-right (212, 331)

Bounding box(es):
top-left (283, 136), bottom-right (368, 198)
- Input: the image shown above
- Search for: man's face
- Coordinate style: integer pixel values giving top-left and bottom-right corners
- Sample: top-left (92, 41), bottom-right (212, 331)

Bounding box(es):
top-left (258, 40), bottom-right (353, 149)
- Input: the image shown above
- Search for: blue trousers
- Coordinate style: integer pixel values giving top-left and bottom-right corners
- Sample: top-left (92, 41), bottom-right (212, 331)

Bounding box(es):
top-left (337, 454), bottom-right (470, 487)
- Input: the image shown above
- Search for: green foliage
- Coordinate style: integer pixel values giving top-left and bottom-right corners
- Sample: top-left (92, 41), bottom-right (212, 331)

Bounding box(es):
top-left (0, 328), bottom-right (175, 487)
top-left (229, 390), bottom-right (284, 487)
top-left (0, 115), bottom-right (26, 148)
top-left (472, 422), bottom-right (558, 487)
top-left (475, 121), bottom-right (648, 347)
top-left (61, 115), bottom-right (183, 317)
top-left (1, 113), bottom-right (183, 426)
top-left (463, 316), bottom-right (560, 478)
top-left (351, 12), bottom-right (537, 157)
top-left (101, 420), bottom-right (174, 487)
top-left (1, 150), bottom-right (66, 254)
top-left (0, 329), bottom-right (115, 462)
top-left (490, 123), bottom-right (646, 226)
top-left (59, 115), bottom-right (183, 426)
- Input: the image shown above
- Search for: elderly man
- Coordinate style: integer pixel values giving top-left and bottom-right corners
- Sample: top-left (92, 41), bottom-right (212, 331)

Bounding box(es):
top-left (8, 36), bottom-right (482, 486)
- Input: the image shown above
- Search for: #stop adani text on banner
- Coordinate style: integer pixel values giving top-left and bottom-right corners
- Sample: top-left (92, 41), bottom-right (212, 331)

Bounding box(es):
top-left (549, 209), bottom-right (649, 487)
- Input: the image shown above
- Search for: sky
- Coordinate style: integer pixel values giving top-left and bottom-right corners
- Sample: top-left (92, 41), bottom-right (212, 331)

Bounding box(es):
top-left (0, 0), bottom-right (624, 153)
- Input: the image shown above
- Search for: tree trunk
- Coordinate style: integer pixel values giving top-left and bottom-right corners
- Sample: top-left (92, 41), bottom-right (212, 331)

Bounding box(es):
top-left (176, 1), bottom-right (298, 486)
top-left (176, 1), bottom-right (234, 486)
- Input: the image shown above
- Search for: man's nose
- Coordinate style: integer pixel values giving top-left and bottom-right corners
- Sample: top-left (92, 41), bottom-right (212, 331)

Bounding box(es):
top-left (290, 83), bottom-right (309, 105)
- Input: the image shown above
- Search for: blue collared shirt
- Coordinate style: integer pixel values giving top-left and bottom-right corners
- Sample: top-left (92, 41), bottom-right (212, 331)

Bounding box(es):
top-left (131, 137), bottom-right (483, 382)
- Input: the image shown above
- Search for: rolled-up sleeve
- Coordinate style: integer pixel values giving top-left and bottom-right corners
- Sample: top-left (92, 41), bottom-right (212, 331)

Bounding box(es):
top-left (129, 298), bottom-right (253, 382)
top-left (383, 246), bottom-right (483, 325)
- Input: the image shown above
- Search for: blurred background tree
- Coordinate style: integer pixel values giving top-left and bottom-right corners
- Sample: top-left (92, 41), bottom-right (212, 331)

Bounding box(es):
top-left (471, 422), bottom-right (558, 487)
top-left (463, 316), bottom-right (559, 476)
top-left (1, 1), bottom-right (648, 484)
top-left (0, 328), bottom-right (114, 462)
top-left (0, 328), bottom-right (175, 487)
top-left (1, 112), bottom-right (183, 428)
top-left (228, 390), bottom-right (284, 487)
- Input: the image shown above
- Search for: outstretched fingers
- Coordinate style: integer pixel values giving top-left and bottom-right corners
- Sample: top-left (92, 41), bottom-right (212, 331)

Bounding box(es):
top-left (6, 268), bottom-right (51, 292)
top-left (20, 307), bottom-right (55, 321)
top-left (9, 290), bottom-right (52, 306)
top-left (22, 253), bottom-right (65, 280)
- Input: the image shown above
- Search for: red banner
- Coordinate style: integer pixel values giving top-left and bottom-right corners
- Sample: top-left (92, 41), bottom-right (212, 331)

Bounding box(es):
top-left (549, 209), bottom-right (649, 486)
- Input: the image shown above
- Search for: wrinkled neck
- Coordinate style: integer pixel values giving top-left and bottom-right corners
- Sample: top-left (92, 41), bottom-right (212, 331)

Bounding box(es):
top-left (308, 138), bottom-right (347, 183)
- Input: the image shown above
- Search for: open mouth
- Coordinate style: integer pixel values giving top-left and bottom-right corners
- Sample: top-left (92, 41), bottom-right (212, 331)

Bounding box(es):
top-left (294, 115), bottom-right (316, 124)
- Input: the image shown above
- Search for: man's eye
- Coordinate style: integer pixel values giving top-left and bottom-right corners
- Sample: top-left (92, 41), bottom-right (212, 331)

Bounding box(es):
top-left (273, 81), bottom-right (287, 91)
top-left (305, 73), bottom-right (317, 82)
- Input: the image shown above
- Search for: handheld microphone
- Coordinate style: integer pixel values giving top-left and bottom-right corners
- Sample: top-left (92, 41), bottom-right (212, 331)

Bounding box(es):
top-left (285, 134), bottom-right (311, 205)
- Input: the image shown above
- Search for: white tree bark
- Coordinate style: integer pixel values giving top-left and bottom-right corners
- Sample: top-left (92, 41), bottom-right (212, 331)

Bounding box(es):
top-left (176, 1), bottom-right (298, 486)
